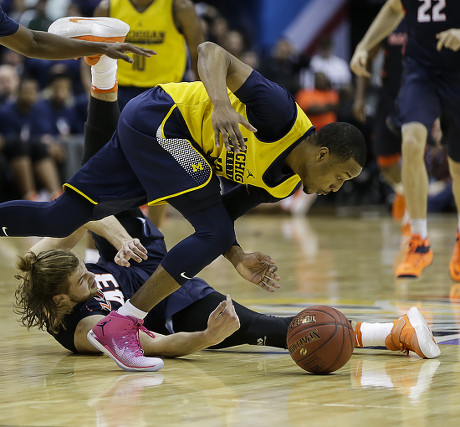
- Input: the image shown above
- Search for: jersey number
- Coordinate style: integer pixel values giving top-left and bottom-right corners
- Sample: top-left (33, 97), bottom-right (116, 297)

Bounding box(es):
top-left (133, 54), bottom-right (146, 71)
top-left (417, 0), bottom-right (446, 23)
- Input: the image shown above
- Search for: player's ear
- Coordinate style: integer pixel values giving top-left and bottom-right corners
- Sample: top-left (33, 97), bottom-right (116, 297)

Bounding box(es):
top-left (53, 294), bottom-right (69, 306)
top-left (317, 147), bottom-right (329, 161)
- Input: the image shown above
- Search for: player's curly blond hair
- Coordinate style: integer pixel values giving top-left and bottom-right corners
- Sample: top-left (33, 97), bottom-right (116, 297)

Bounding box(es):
top-left (14, 250), bottom-right (80, 333)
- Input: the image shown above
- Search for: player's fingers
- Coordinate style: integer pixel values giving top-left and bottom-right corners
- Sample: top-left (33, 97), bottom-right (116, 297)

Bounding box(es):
top-left (214, 129), bottom-right (221, 149)
top-left (131, 240), bottom-right (148, 259)
top-left (241, 117), bottom-right (257, 133)
top-left (212, 300), bottom-right (228, 319)
top-left (436, 33), bottom-right (447, 51)
top-left (226, 128), bottom-right (240, 153)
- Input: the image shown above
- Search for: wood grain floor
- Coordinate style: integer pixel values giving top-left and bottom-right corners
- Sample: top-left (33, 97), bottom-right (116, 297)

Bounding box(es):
top-left (1, 209), bottom-right (460, 427)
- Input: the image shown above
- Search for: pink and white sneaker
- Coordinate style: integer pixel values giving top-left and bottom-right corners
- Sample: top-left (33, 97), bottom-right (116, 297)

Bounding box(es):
top-left (87, 311), bottom-right (164, 372)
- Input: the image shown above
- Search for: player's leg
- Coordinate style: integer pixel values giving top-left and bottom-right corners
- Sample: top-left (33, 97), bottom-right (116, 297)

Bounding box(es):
top-left (353, 307), bottom-right (440, 358)
top-left (441, 79), bottom-right (460, 282)
top-left (395, 59), bottom-right (439, 278)
top-left (171, 291), bottom-right (293, 349)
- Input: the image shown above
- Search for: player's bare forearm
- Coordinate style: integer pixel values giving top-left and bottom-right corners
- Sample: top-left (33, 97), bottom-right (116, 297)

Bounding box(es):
top-left (357, 0), bottom-right (404, 52)
top-left (140, 331), bottom-right (218, 357)
top-left (28, 226), bottom-right (87, 255)
top-left (84, 216), bottom-right (147, 267)
top-left (1, 26), bottom-right (154, 61)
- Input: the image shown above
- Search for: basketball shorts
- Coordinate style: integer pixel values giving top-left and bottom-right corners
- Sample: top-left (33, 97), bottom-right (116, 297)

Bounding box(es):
top-left (398, 57), bottom-right (460, 161)
top-left (65, 87), bottom-right (217, 217)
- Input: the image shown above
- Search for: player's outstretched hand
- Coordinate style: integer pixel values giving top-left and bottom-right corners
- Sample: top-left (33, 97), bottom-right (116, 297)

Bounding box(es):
top-left (205, 294), bottom-right (240, 344)
top-left (436, 29), bottom-right (460, 52)
top-left (234, 251), bottom-right (280, 292)
top-left (350, 47), bottom-right (370, 77)
top-left (104, 42), bottom-right (156, 63)
top-left (115, 238), bottom-right (148, 267)
top-left (211, 103), bottom-right (257, 153)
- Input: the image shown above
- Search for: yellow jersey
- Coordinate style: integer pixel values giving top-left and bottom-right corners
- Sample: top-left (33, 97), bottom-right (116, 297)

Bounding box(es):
top-left (110, 0), bottom-right (187, 87)
top-left (159, 81), bottom-right (313, 199)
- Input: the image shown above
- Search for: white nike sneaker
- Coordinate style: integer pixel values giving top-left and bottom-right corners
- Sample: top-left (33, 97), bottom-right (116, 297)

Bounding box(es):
top-left (48, 17), bottom-right (130, 64)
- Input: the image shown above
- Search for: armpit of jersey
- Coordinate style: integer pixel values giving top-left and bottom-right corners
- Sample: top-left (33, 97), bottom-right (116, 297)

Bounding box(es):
top-left (156, 125), bottom-right (211, 186)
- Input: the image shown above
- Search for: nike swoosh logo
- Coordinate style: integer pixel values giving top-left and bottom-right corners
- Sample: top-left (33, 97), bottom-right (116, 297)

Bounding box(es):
top-left (180, 272), bottom-right (193, 280)
top-left (2, 227), bottom-right (8, 237)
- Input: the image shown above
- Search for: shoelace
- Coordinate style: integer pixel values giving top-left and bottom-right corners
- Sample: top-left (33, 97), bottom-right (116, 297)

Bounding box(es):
top-left (122, 322), bottom-right (156, 357)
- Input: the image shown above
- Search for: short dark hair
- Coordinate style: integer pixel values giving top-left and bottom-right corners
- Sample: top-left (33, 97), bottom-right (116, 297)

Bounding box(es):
top-left (316, 122), bottom-right (367, 167)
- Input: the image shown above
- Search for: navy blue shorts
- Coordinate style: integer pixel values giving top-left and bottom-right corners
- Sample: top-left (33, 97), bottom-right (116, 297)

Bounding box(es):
top-left (65, 87), bottom-right (216, 216)
top-left (398, 57), bottom-right (460, 161)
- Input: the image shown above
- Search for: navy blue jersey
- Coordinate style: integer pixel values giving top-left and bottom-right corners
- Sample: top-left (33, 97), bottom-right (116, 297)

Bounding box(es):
top-left (381, 20), bottom-right (407, 97)
top-left (402, 0), bottom-right (460, 71)
top-left (49, 211), bottom-right (214, 353)
top-left (0, 5), bottom-right (19, 37)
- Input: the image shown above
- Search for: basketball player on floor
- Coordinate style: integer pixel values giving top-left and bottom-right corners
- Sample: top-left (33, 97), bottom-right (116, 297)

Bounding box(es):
top-left (0, 17), bottom-right (368, 371)
top-left (15, 210), bottom-right (440, 371)
top-left (351, 0), bottom-right (460, 280)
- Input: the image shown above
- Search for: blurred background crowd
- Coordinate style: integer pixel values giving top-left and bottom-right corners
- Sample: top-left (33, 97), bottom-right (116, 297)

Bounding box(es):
top-left (0, 0), bottom-right (454, 217)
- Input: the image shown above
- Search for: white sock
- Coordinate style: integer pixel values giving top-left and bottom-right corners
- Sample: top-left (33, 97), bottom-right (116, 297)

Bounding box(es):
top-left (117, 299), bottom-right (148, 319)
top-left (457, 214), bottom-right (460, 232)
top-left (394, 183), bottom-right (404, 195)
top-left (360, 322), bottom-right (393, 347)
top-left (409, 219), bottom-right (428, 239)
top-left (91, 55), bottom-right (117, 90)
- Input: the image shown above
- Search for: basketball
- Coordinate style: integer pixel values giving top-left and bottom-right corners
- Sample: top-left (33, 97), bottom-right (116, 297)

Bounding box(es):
top-left (287, 305), bottom-right (354, 374)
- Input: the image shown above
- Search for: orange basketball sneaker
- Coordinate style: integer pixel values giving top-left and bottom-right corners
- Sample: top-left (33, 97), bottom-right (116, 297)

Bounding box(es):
top-left (396, 234), bottom-right (433, 278)
top-left (48, 17), bottom-right (130, 65)
top-left (449, 231), bottom-right (460, 282)
top-left (385, 307), bottom-right (440, 358)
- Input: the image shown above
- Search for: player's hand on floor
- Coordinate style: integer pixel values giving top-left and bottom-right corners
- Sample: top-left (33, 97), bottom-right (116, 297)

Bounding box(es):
top-left (206, 295), bottom-right (240, 344)
top-left (115, 238), bottom-right (148, 267)
top-left (105, 43), bottom-right (156, 63)
top-left (211, 104), bottom-right (256, 153)
top-left (235, 251), bottom-right (280, 292)
top-left (436, 29), bottom-right (460, 52)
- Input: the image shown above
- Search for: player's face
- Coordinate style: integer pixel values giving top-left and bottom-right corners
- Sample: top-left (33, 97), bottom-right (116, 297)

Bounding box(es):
top-left (66, 260), bottom-right (97, 303)
top-left (301, 156), bottom-right (362, 195)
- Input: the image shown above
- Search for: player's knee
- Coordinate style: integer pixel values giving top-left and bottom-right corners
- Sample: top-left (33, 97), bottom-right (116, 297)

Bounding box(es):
top-left (197, 222), bottom-right (235, 253)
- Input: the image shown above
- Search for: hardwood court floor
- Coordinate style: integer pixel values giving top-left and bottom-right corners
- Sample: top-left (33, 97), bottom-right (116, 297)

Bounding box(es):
top-left (1, 210), bottom-right (460, 427)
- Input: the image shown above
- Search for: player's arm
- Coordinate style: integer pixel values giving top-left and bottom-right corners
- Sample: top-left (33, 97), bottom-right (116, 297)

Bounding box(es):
top-left (28, 226), bottom-right (88, 255)
top-left (174, 0), bottom-right (205, 80)
top-left (350, 0), bottom-right (404, 77)
top-left (28, 216), bottom-right (147, 266)
top-left (74, 295), bottom-right (240, 356)
top-left (0, 24), bottom-right (154, 62)
top-left (197, 41), bottom-right (257, 152)
top-left (352, 44), bottom-right (380, 122)
top-left (84, 216), bottom-right (148, 267)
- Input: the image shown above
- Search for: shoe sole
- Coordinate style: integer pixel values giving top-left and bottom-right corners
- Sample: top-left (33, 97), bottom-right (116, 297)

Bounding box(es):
top-left (48, 17), bottom-right (129, 38)
top-left (87, 330), bottom-right (164, 372)
top-left (407, 307), bottom-right (441, 358)
top-left (396, 256), bottom-right (433, 279)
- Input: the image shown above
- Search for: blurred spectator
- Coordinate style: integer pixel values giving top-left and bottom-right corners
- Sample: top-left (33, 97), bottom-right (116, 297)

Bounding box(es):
top-left (300, 35), bottom-right (351, 91)
top-left (0, 77), bottom-right (62, 200)
top-left (26, 0), bottom-right (52, 31)
top-left (0, 64), bottom-right (19, 104)
top-left (69, 0), bottom-right (99, 17)
top-left (260, 38), bottom-right (308, 96)
top-left (295, 72), bottom-right (339, 131)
